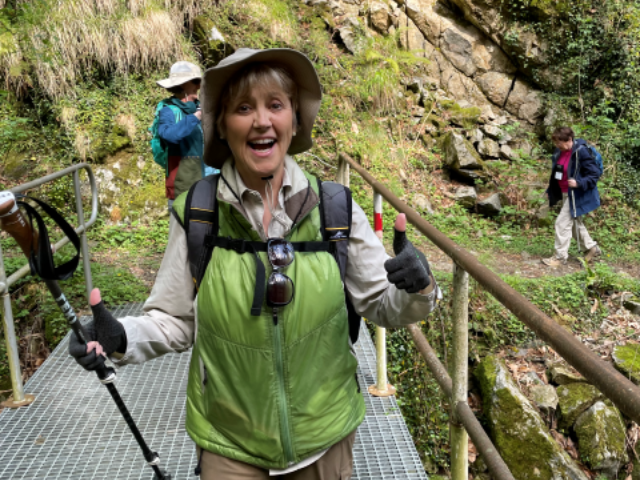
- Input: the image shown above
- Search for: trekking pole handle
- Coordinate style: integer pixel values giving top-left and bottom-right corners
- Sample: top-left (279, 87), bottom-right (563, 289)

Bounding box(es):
top-left (0, 192), bottom-right (115, 382)
top-left (0, 192), bottom-right (169, 479)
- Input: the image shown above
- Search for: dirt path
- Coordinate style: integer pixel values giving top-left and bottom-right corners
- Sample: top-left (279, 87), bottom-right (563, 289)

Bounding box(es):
top-left (413, 241), bottom-right (640, 280)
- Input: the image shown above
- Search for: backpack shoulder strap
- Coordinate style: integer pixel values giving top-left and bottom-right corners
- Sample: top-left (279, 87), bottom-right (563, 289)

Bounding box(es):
top-left (318, 180), bottom-right (352, 281)
top-left (318, 180), bottom-right (361, 343)
top-left (166, 104), bottom-right (184, 122)
top-left (181, 174), bottom-right (219, 289)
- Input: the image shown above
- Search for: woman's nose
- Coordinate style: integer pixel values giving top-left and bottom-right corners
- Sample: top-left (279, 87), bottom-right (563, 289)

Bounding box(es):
top-left (253, 107), bottom-right (272, 129)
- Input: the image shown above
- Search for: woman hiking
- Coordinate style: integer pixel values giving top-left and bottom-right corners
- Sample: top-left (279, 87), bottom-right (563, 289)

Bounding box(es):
top-left (542, 126), bottom-right (602, 267)
top-left (69, 48), bottom-right (440, 480)
top-left (154, 61), bottom-right (219, 211)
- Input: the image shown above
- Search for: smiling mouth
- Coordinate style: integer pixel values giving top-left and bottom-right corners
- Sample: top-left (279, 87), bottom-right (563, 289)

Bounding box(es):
top-left (249, 139), bottom-right (276, 151)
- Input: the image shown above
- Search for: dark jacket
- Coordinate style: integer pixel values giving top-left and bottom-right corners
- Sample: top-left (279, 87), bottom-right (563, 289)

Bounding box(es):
top-left (547, 138), bottom-right (600, 218)
top-left (158, 98), bottom-right (204, 199)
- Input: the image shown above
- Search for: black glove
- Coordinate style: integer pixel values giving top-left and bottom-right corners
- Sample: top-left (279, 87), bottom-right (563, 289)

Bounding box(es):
top-left (68, 321), bottom-right (106, 371)
top-left (68, 299), bottom-right (127, 371)
top-left (91, 300), bottom-right (127, 356)
top-left (384, 226), bottom-right (432, 294)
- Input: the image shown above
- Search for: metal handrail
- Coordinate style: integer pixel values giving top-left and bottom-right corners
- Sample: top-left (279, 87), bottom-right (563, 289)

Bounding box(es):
top-left (338, 151), bottom-right (640, 478)
top-left (340, 152), bottom-right (640, 420)
top-left (0, 163), bottom-right (98, 407)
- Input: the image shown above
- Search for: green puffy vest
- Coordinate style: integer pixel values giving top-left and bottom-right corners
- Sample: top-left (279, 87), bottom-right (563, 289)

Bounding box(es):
top-left (173, 177), bottom-right (366, 469)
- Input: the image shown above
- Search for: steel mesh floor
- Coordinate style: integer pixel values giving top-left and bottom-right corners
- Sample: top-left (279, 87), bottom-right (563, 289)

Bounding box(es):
top-left (0, 304), bottom-right (427, 479)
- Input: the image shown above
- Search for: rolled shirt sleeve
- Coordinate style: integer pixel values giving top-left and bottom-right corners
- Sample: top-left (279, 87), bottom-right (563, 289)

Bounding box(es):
top-left (110, 216), bottom-right (195, 366)
top-left (345, 201), bottom-right (439, 328)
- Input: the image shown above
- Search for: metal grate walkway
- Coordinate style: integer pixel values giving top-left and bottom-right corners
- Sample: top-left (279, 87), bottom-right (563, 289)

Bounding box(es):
top-left (0, 304), bottom-right (427, 479)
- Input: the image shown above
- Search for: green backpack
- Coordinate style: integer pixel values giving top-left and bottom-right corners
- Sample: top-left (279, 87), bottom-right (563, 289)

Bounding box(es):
top-left (149, 100), bottom-right (184, 173)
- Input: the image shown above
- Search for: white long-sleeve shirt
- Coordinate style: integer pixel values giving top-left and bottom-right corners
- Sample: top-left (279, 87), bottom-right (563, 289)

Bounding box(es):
top-left (110, 156), bottom-right (440, 474)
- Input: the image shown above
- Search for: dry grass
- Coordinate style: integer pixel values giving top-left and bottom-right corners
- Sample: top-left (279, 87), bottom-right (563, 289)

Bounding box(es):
top-left (0, 0), bottom-right (207, 98)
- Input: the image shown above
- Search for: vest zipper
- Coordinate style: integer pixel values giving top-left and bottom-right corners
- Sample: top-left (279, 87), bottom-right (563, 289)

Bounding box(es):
top-left (272, 308), bottom-right (295, 465)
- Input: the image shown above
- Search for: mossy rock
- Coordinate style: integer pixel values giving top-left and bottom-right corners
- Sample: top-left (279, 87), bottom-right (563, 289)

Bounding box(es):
top-left (92, 126), bottom-right (131, 162)
top-left (1, 151), bottom-right (31, 179)
top-left (95, 151), bottom-right (165, 222)
top-left (612, 344), bottom-right (640, 384)
top-left (475, 355), bottom-right (588, 480)
top-left (440, 132), bottom-right (489, 182)
top-left (529, 0), bottom-right (570, 18)
top-left (557, 383), bottom-right (604, 430)
top-left (574, 401), bottom-right (627, 477)
top-left (193, 15), bottom-right (235, 68)
top-left (426, 114), bottom-right (449, 129)
top-left (449, 104), bottom-right (482, 129)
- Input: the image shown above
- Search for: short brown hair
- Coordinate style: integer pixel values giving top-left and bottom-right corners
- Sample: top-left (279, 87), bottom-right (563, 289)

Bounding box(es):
top-left (552, 127), bottom-right (575, 142)
top-left (216, 63), bottom-right (298, 138)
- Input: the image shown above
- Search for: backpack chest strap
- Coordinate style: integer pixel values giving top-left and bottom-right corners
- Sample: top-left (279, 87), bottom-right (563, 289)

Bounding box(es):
top-left (208, 236), bottom-right (333, 254)
top-left (211, 236), bottom-right (333, 317)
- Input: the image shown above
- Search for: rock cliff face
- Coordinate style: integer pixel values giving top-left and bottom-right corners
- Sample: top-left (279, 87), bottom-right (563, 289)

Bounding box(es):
top-left (328, 0), bottom-right (547, 124)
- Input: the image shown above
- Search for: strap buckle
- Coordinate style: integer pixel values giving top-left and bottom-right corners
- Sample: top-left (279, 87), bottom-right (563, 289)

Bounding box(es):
top-left (229, 238), bottom-right (247, 254)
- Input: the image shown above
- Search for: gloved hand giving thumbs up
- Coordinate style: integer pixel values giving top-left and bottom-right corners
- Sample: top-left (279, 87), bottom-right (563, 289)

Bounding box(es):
top-left (384, 214), bottom-right (432, 294)
top-left (68, 288), bottom-right (128, 371)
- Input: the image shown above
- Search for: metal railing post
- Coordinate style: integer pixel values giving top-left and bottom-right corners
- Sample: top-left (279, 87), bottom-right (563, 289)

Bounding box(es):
top-left (369, 190), bottom-right (396, 397)
top-left (0, 240), bottom-right (35, 408)
top-left (73, 170), bottom-right (93, 303)
top-left (451, 263), bottom-right (469, 480)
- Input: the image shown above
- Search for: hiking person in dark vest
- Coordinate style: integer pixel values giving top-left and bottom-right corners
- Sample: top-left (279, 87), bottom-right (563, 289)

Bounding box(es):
top-left (69, 48), bottom-right (441, 479)
top-left (153, 61), bottom-right (219, 212)
top-left (542, 126), bottom-right (602, 267)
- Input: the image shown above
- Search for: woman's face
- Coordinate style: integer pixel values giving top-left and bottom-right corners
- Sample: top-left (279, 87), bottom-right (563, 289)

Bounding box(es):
top-left (181, 80), bottom-right (201, 102)
top-left (553, 138), bottom-right (573, 152)
top-left (223, 83), bottom-right (295, 182)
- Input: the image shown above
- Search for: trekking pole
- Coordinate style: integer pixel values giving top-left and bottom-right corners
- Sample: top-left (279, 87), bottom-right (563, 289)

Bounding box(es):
top-left (0, 192), bottom-right (171, 480)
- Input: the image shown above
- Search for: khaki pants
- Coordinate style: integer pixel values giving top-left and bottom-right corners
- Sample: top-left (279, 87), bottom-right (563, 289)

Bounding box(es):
top-left (198, 431), bottom-right (356, 480)
top-left (554, 194), bottom-right (597, 260)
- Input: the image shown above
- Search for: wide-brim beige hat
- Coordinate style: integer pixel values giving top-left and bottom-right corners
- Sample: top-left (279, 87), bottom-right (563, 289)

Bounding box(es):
top-left (202, 48), bottom-right (322, 168)
top-left (157, 61), bottom-right (203, 89)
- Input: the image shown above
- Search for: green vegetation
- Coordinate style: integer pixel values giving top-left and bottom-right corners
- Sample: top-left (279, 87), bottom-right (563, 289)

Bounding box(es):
top-left (1, 0), bottom-right (640, 475)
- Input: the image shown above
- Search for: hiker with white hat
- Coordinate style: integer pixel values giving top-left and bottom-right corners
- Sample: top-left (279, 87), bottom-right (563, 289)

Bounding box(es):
top-left (70, 48), bottom-right (440, 479)
top-left (150, 61), bottom-right (218, 211)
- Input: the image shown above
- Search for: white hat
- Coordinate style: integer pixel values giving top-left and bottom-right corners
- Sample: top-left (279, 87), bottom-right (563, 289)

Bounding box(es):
top-left (156, 61), bottom-right (203, 89)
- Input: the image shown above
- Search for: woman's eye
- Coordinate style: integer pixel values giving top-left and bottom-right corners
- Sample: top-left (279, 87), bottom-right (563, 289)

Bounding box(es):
top-left (237, 105), bottom-right (251, 113)
top-left (271, 102), bottom-right (283, 110)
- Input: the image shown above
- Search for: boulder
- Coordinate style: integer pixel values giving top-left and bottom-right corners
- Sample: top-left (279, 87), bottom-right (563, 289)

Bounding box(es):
top-left (475, 355), bottom-right (589, 480)
top-left (530, 385), bottom-right (559, 414)
top-left (369, 2), bottom-right (392, 34)
top-left (455, 186), bottom-right (477, 209)
top-left (500, 144), bottom-right (517, 160)
top-left (612, 344), bottom-right (640, 384)
top-left (548, 363), bottom-right (587, 386)
top-left (440, 23), bottom-right (516, 77)
top-left (476, 73), bottom-right (542, 124)
top-left (477, 139), bottom-right (500, 158)
top-left (557, 383), bottom-right (604, 430)
top-left (477, 193), bottom-right (502, 216)
top-left (468, 128), bottom-right (484, 145)
top-left (574, 401), bottom-right (627, 478)
top-left (535, 204), bottom-right (553, 227)
top-left (440, 131), bottom-right (489, 181)
top-left (337, 25), bottom-right (362, 54)
top-left (481, 125), bottom-right (505, 140)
